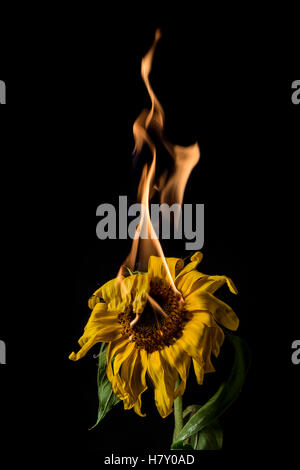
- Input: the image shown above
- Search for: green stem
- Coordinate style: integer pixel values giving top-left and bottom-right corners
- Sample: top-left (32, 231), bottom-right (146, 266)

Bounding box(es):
top-left (173, 377), bottom-right (183, 441)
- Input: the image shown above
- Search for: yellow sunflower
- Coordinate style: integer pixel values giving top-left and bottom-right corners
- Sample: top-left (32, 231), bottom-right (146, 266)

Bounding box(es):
top-left (69, 252), bottom-right (239, 418)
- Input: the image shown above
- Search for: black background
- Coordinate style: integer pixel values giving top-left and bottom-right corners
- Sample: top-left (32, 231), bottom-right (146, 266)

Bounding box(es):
top-left (0, 11), bottom-right (299, 464)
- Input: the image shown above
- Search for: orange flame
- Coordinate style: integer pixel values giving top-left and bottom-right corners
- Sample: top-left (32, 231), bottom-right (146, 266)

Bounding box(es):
top-left (119, 28), bottom-right (200, 299)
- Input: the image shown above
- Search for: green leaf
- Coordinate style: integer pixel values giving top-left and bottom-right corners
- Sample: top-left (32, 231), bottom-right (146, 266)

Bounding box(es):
top-left (196, 421), bottom-right (223, 450)
top-left (183, 404), bottom-right (201, 420)
top-left (171, 335), bottom-right (251, 449)
top-left (183, 406), bottom-right (223, 450)
top-left (171, 442), bottom-right (194, 450)
top-left (90, 343), bottom-right (121, 429)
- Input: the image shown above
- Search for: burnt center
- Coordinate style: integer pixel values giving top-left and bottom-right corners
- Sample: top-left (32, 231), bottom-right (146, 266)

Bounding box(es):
top-left (118, 280), bottom-right (187, 353)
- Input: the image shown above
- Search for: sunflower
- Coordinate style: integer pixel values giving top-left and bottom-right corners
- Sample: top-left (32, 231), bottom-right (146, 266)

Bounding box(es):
top-left (69, 252), bottom-right (239, 418)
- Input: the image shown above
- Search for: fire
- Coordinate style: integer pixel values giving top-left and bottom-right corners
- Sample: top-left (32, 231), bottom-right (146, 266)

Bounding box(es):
top-left (118, 28), bottom-right (200, 306)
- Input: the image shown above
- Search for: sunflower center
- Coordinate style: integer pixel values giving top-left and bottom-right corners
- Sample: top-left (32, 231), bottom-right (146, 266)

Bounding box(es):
top-left (118, 280), bottom-right (187, 353)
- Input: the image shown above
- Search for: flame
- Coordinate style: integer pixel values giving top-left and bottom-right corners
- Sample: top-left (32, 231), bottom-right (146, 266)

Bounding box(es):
top-left (160, 142), bottom-right (200, 207)
top-left (133, 28), bottom-right (164, 156)
top-left (118, 28), bottom-right (200, 301)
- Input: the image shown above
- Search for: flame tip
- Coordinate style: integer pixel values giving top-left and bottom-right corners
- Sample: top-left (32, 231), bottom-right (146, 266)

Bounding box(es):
top-left (155, 28), bottom-right (162, 40)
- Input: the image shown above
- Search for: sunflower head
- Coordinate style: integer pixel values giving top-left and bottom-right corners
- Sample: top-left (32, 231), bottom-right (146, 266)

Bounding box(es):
top-left (69, 252), bottom-right (239, 418)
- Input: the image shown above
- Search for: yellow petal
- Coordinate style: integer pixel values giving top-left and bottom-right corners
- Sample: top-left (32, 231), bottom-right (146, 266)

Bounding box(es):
top-left (204, 355), bottom-right (216, 373)
top-left (91, 273), bottom-right (150, 315)
top-left (69, 330), bottom-right (122, 361)
top-left (133, 395), bottom-right (146, 417)
top-left (203, 275), bottom-right (238, 295)
top-left (90, 278), bottom-right (124, 312)
top-left (185, 291), bottom-right (239, 331)
top-left (193, 358), bottom-right (205, 384)
top-left (111, 372), bottom-right (128, 401)
top-left (162, 345), bottom-right (191, 398)
top-left (185, 310), bottom-right (215, 328)
top-left (148, 256), bottom-right (184, 285)
top-left (175, 252), bottom-right (203, 281)
top-left (131, 273), bottom-right (150, 314)
top-left (106, 338), bottom-right (132, 400)
top-left (175, 252), bottom-right (238, 299)
top-left (120, 348), bottom-right (139, 410)
top-left (69, 303), bottom-right (122, 361)
top-left (91, 276), bottom-right (135, 313)
top-left (82, 302), bottom-right (118, 335)
top-left (210, 323), bottom-right (225, 358)
top-left (106, 337), bottom-right (134, 383)
top-left (192, 322), bottom-right (213, 382)
top-left (107, 336), bottom-right (129, 365)
top-left (120, 348), bottom-right (148, 415)
top-left (106, 336), bottom-right (127, 380)
top-left (113, 341), bottom-right (136, 376)
top-left (185, 274), bottom-right (238, 297)
top-left (175, 270), bottom-right (208, 297)
top-left (147, 350), bottom-right (177, 418)
top-left (192, 323), bottom-right (224, 383)
top-left (177, 315), bottom-right (212, 365)
top-left (190, 324), bottom-right (224, 383)
top-left (88, 293), bottom-right (101, 310)
top-left (192, 355), bottom-right (215, 384)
